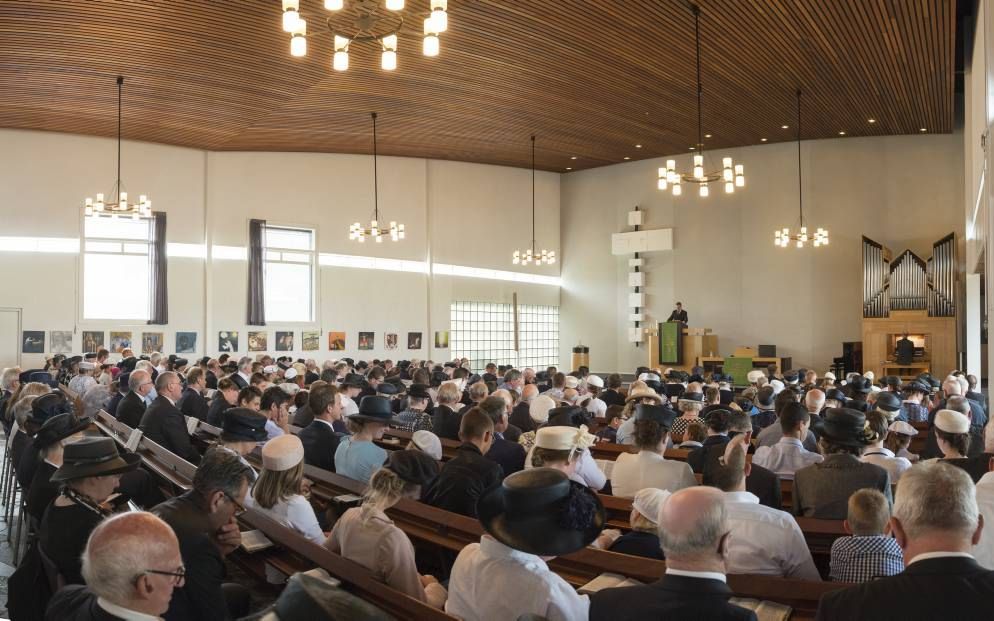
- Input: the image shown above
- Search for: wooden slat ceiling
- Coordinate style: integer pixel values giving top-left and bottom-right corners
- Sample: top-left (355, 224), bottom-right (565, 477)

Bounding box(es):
top-left (0, 0), bottom-right (956, 172)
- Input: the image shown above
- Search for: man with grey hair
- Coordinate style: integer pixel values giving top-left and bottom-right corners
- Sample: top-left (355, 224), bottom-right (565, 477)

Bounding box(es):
top-left (139, 371), bottom-right (201, 464)
top-left (116, 369), bottom-right (152, 429)
top-left (154, 448), bottom-right (254, 620)
top-left (46, 511), bottom-right (183, 620)
top-left (509, 384), bottom-right (539, 433)
top-left (230, 356), bottom-right (253, 390)
top-left (590, 486), bottom-right (757, 620)
top-left (817, 461), bottom-right (994, 619)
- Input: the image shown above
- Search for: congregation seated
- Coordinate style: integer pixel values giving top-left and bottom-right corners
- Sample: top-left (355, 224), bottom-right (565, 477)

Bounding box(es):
top-left (179, 367), bottom-right (209, 422)
top-left (676, 419), bottom-right (706, 449)
top-left (326, 450), bottom-right (446, 608)
top-left (297, 382), bottom-right (346, 472)
top-left (260, 385), bottom-right (292, 440)
top-left (604, 487), bottom-right (667, 560)
top-left (430, 381), bottom-right (464, 441)
top-left (669, 387), bottom-right (704, 439)
top-left (687, 408), bottom-right (730, 472)
top-left (236, 384), bottom-right (262, 412)
top-left (480, 394), bottom-right (526, 475)
top-left (446, 468), bottom-right (602, 620)
top-left (589, 486), bottom-right (757, 621)
top-left (615, 382), bottom-right (661, 445)
top-left (752, 402), bottom-right (823, 480)
top-left (423, 409), bottom-right (503, 518)
top-left (17, 392), bottom-right (74, 489)
top-left (793, 408), bottom-right (892, 519)
top-left (755, 390), bottom-right (821, 451)
top-left (611, 403), bottom-right (696, 498)
top-left (817, 462), bottom-right (994, 620)
top-left (931, 405), bottom-right (990, 482)
top-left (139, 371), bottom-right (201, 465)
top-left (860, 410), bottom-right (913, 483)
top-left (45, 511), bottom-right (184, 621)
top-left (829, 488), bottom-right (903, 582)
top-left (152, 448), bottom-right (254, 620)
top-left (508, 384), bottom-right (539, 432)
top-left (25, 412), bottom-right (88, 520)
top-left (524, 406), bottom-right (606, 491)
top-left (248, 434), bottom-right (324, 544)
top-left (335, 396), bottom-right (392, 482)
top-left (214, 407), bottom-right (267, 481)
top-left (205, 376), bottom-right (237, 426)
top-left (595, 405), bottom-right (624, 443)
top-left (701, 410), bottom-right (783, 510)
top-left (393, 382), bottom-right (433, 432)
top-left (115, 369), bottom-right (150, 429)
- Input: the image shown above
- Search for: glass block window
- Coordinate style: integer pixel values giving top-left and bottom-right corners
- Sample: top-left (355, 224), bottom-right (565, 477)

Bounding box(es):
top-left (450, 301), bottom-right (559, 370)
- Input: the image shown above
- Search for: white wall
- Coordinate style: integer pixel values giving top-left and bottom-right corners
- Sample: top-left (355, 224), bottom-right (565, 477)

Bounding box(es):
top-left (561, 133), bottom-right (965, 373)
top-left (0, 129), bottom-right (560, 368)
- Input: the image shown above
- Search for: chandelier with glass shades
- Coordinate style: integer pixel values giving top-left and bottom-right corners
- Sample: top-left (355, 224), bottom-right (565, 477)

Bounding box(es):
top-left (512, 136), bottom-right (556, 266)
top-left (657, 4), bottom-right (744, 198)
top-left (350, 112), bottom-right (405, 243)
top-left (281, 0), bottom-right (450, 71)
top-left (83, 76), bottom-right (151, 220)
top-left (775, 90), bottom-right (829, 248)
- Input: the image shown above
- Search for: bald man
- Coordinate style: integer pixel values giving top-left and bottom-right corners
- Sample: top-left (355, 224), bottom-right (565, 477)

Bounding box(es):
top-left (46, 511), bottom-right (183, 620)
top-left (509, 384), bottom-right (539, 433)
top-left (589, 486), bottom-right (757, 621)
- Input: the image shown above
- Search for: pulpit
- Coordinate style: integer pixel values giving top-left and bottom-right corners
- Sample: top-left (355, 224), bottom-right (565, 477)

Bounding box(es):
top-left (646, 322), bottom-right (718, 371)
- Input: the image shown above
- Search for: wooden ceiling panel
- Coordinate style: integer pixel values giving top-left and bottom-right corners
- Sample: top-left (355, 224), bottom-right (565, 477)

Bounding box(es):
top-left (0, 0), bottom-right (955, 171)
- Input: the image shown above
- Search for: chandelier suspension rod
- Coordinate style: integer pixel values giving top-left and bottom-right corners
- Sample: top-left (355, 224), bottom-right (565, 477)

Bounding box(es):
top-left (796, 89), bottom-right (803, 227)
top-left (531, 134), bottom-right (536, 249)
top-left (372, 111), bottom-right (379, 222)
top-left (116, 75), bottom-right (123, 193)
top-left (693, 4), bottom-right (703, 151)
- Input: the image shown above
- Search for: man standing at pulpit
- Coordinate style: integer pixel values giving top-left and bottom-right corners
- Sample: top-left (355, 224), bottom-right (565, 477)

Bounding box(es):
top-left (667, 302), bottom-right (688, 324)
top-left (895, 332), bottom-right (915, 365)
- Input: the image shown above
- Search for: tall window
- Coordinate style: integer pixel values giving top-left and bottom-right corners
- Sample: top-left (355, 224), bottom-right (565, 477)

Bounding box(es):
top-left (83, 217), bottom-right (152, 320)
top-left (450, 301), bottom-right (559, 370)
top-left (264, 225), bottom-right (315, 322)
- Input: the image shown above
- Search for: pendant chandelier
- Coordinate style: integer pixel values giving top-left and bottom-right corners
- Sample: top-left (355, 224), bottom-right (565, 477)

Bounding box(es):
top-left (281, 0), bottom-right (450, 71)
top-left (350, 112), bottom-right (405, 243)
top-left (83, 77), bottom-right (151, 220)
top-left (774, 90), bottom-right (829, 248)
top-left (512, 136), bottom-right (556, 266)
top-left (657, 4), bottom-right (744, 198)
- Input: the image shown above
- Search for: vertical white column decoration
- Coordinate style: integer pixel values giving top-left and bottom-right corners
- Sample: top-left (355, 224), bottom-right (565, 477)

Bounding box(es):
top-left (627, 206), bottom-right (644, 344)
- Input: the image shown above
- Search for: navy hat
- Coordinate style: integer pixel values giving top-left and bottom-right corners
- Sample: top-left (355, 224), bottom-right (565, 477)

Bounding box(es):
top-left (221, 408), bottom-right (268, 443)
top-left (536, 371), bottom-right (550, 382)
top-left (351, 396), bottom-right (397, 424)
top-left (430, 371), bottom-right (448, 387)
top-left (643, 379), bottom-right (663, 393)
top-left (34, 413), bottom-right (90, 450)
top-left (825, 388), bottom-right (849, 403)
top-left (874, 391), bottom-right (902, 413)
top-left (849, 377), bottom-right (872, 394)
top-left (386, 449), bottom-right (439, 487)
top-left (883, 375), bottom-right (902, 388)
top-left (30, 392), bottom-right (73, 424)
top-left (83, 352), bottom-right (97, 361)
top-left (905, 380), bottom-right (930, 395)
top-left (172, 357), bottom-right (189, 368)
top-left (678, 391), bottom-right (704, 403)
top-left (376, 382), bottom-right (400, 396)
top-left (688, 374), bottom-right (706, 384)
top-left (784, 371), bottom-right (799, 384)
top-left (635, 403), bottom-right (678, 429)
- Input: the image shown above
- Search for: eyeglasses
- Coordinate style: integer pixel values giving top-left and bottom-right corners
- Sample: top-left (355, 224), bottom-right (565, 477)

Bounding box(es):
top-left (224, 491), bottom-right (247, 517)
top-left (137, 566), bottom-right (186, 586)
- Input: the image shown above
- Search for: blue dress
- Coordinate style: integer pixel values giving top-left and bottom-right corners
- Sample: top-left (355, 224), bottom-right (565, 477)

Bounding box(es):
top-left (334, 436), bottom-right (389, 482)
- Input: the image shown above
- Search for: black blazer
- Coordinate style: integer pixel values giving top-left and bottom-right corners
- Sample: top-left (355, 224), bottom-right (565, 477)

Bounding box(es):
top-left (205, 396), bottom-right (230, 427)
top-left (139, 396), bottom-right (201, 464)
top-left (115, 391), bottom-right (146, 429)
top-left (105, 391), bottom-right (125, 417)
top-left (431, 404), bottom-right (463, 441)
top-left (666, 309), bottom-right (688, 323)
top-left (423, 443), bottom-right (503, 518)
top-left (600, 388), bottom-right (626, 408)
top-left (179, 387), bottom-right (209, 422)
top-left (590, 574), bottom-right (757, 621)
top-left (608, 530), bottom-right (664, 560)
top-left (45, 585), bottom-right (125, 620)
top-left (699, 438), bottom-right (782, 510)
top-left (486, 436), bottom-right (526, 476)
top-left (298, 419), bottom-right (344, 472)
top-left (816, 556), bottom-right (994, 621)
top-left (229, 373), bottom-right (248, 390)
top-left (508, 401), bottom-right (535, 433)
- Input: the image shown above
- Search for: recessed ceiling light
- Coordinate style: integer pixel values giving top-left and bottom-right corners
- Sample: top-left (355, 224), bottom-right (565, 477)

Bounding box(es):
top-left (920, 128), bottom-right (927, 132)
top-left (570, 156), bottom-right (577, 160)
top-left (760, 138), bottom-right (768, 142)
top-left (838, 131), bottom-right (846, 135)
top-left (623, 156), bottom-right (631, 160)
top-left (635, 144), bottom-right (643, 148)
top-left (689, 146), bottom-right (696, 150)
top-left (868, 118), bottom-right (876, 123)
top-left (705, 133), bottom-right (712, 138)
top-left (782, 125), bottom-right (789, 129)
top-left (565, 167), bottom-right (572, 170)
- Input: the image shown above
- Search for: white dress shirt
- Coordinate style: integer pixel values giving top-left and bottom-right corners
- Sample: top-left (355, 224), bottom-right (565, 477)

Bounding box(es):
top-left (245, 493), bottom-right (324, 543)
top-left (264, 419), bottom-right (285, 440)
top-left (610, 450), bottom-right (697, 498)
top-left (974, 471), bottom-right (994, 570)
top-left (616, 415), bottom-right (637, 445)
top-left (722, 490), bottom-right (821, 580)
top-left (97, 597), bottom-right (160, 621)
top-left (585, 397), bottom-right (607, 419)
top-left (752, 437), bottom-right (824, 480)
top-left (446, 535), bottom-right (589, 621)
top-left (861, 447), bottom-right (912, 484)
top-left (341, 394), bottom-right (359, 417)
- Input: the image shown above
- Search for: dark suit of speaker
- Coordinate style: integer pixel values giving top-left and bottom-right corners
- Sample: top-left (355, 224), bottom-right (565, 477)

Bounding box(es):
top-left (590, 574), bottom-right (757, 621)
top-left (115, 391), bottom-right (146, 429)
top-left (816, 556), bottom-right (994, 621)
top-left (139, 396), bottom-right (201, 464)
top-left (298, 419), bottom-right (344, 472)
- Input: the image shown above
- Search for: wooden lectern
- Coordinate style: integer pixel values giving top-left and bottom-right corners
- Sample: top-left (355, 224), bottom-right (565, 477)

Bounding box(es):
top-left (646, 322), bottom-right (718, 371)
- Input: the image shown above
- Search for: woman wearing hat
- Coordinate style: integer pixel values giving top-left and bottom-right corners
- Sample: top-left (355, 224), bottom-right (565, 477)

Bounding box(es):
top-left (901, 380), bottom-right (931, 423)
top-left (859, 411), bottom-right (913, 484)
top-left (38, 437), bottom-right (140, 584)
top-left (615, 381), bottom-right (664, 446)
top-left (792, 408), bottom-right (892, 519)
top-left (326, 450), bottom-right (446, 608)
top-left (885, 420), bottom-right (920, 463)
top-left (395, 383), bottom-right (434, 432)
top-left (529, 425), bottom-right (597, 485)
top-left (446, 468), bottom-right (604, 620)
top-left (581, 374), bottom-right (607, 419)
top-left (669, 388), bottom-right (705, 441)
top-left (930, 408), bottom-right (973, 465)
top-left (216, 407), bottom-right (269, 481)
top-left (335, 396), bottom-right (394, 482)
top-left (611, 404), bottom-right (696, 498)
top-left (605, 487), bottom-right (669, 560)
top-left (25, 413), bottom-right (89, 520)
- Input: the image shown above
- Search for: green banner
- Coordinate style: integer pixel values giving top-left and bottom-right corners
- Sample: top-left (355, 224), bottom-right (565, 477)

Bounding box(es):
top-left (724, 357), bottom-right (754, 386)
top-left (658, 322), bottom-right (682, 364)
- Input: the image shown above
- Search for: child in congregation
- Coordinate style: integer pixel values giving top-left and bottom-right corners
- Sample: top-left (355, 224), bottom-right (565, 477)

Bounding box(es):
top-left (829, 488), bottom-right (904, 582)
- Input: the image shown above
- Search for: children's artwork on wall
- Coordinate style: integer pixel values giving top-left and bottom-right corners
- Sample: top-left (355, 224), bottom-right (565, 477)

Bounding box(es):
top-left (302, 331), bottom-right (320, 351)
top-left (109, 331), bottom-right (132, 353)
top-left (276, 331), bottom-right (294, 351)
top-left (175, 332), bottom-right (198, 353)
top-left (407, 332), bottom-right (422, 349)
top-left (50, 331), bottom-right (73, 353)
top-left (248, 331), bottom-right (268, 352)
top-left (142, 332), bottom-right (164, 354)
top-left (218, 331), bottom-right (239, 352)
top-left (328, 332), bottom-right (346, 351)
top-left (82, 331), bottom-right (105, 352)
top-left (385, 333), bottom-right (398, 350)
top-left (22, 331), bottom-right (44, 353)
top-left (358, 332), bottom-right (374, 350)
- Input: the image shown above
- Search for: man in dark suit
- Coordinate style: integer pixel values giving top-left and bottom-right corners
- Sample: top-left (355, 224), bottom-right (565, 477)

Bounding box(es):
top-left (228, 356), bottom-right (252, 390)
top-left (431, 382), bottom-right (464, 441)
top-left (153, 450), bottom-right (253, 621)
top-left (424, 410), bottom-right (503, 518)
top-left (895, 332), bottom-right (915, 365)
top-left (817, 461), bottom-right (994, 620)
top-left (666, 301), bottom-right (688, 323)
top-left (599, 374), bottom-right (626, 408)
top-left (297, 383), bottom-right (345, 472)
top-left (697, 411), bottom-right (783, 510)
top-left (139, 372), bottom-right (201, 464)
top-left (105, 371), bottom-right (128, 417)
top-left (481, 397), bottom-right (526, 476)
top-left (590, 486), bottom-right (756, 621)
top-left (116, 369), bottom-right (152, 429)
top-left (178, 368), bottom-right (209, 422)
top-left (508, 385), bottom-right (538, 433)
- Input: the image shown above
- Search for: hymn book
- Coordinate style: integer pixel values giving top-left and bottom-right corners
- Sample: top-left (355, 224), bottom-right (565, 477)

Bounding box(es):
top-left (578, 573), bottom-right (643, 594)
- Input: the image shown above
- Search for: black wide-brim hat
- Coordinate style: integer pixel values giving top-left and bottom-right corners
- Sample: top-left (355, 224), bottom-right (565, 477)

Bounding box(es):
top-left (407, 383), bottom-right (431, 400)
top-left (635, 403), bottom-right (678, 429)
top-left (825, 388), bottom-right (849, 403)
top-left (477, 468), bottom-right (605, 557)
top-left (221, 407), bottom-right (269, 443)
top-left (51, 436), bottom-right (140, 482)
top-left (33, 413), bottom-right (91, 450)
top-left (350, 396), bottom-right (399, 424)
top-left (849, 378), bottom-right (872, 394)
top-left (820, 407), bottom-right (873, 447)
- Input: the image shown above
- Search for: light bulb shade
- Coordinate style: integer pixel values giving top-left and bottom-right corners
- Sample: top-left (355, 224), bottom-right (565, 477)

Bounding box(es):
top-left (386, 0), bottom-right (405, 10)
top-left (424, 16), bottom-right (440, 35)
top-left (382, 34), bottom-right (398, 51)
top-left (334, 35), bottom-right (350, 51)
top-left (723, 168), bottom-right (733, 181)
top-left (430, 8), bottom-right (448, 32)
top-left (735, 175), bottom-right (745, 187)
top-left (722, 157), bottom-right (732, 168)
top-left (657, 177), bottom-right (668, 191)
top-left (693, 154), bottom-right (703, 167)
top-left (734, 164), bottom-right (744, 174)
top-left (333, 50), bottom-right (349, 71)
top-left (291, 33), bottom-right (307, 57)
top-left (672, 181), bottom-right (682, 196)
top-left (724, 182), bottom-right (734, 193)
top-left (325, 0), bottom-right (343, 9)
top-left (282, 8), bottom-right (301, 32)
top-left (283, 0), bottom-right (300, 9)
top-left (693, 166), bottom-right (704, 179)
top-left (381, 49), bottom-right (397, 70)
top-left (699, 184), bottom-right (709, 197)
top-left (431, 0), bottom-right (447, 9)
top-left (423, 33), bottom-right (440, 56)
top-left (666, 159), bottom-right (676, 170)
